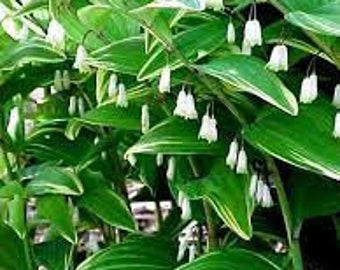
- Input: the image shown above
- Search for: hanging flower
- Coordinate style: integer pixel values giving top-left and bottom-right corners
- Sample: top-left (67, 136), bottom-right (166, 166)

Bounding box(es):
top-left (7, 106), bottom-right (20, 140)
top-left (86, 230), bottom-right (100, 253)
top-left (159, 65), bottom-right (171, 93)
top-left (198, 109), bottom-right (218, 143)
top-left (108, 74), bottom-right (118, 98)
top-left (299, 73), bottom-right (318, 104)
top-left (266, 45), bottom-right (288, 72)
top-left (116, 83), bottom-right (128, 108)
top-left (205, 0), bottom-right (224, 11)
top-left (225, 139), bottom-right (239, 170)
top-left (77, 97), bottom-right (85, 117)
top-left (62, 70), bottom-right (71, 90)
top-left (166, 157), bottom-right (176, 180)
top-left (174, 89), bottom-right (187, 117)
top-left (177, 221), bottom-right (197, 262)
top-left (141, 104), bottom-right (150, 134)
top-left (332, 84), bottom-right (340, 109)
top-left (54, 70), bottom-right (63, 92)
top-left (333, 112), bottom-right (340, 138)
top-left (68, 96), bottom-right (77, 116)
top-left (188, 244), bottom-right (197, 262)
top-left (46, 18), bottom-right (65, 50)
top-left (30, 87), bottom-right (45, 104)
top-left (236, 147), bottom-right (248, 174)
top-left (178, 191), bottom-right (191, 220)
top-left (174, 89), bottom-right (198, 120)
top-left (241, 38), bottom-right (252, 55)
top-left (261, 183), bottom-right (273, 208)
top-left (156, 153), bottom-right (164, 167)
top-left (249, 173), bottom-right (258, 197)
top-left (227, 21), bottom-right (236, 44)
top-left (255, 178), bottom-right (264, 203)
top-left (73, 45), bottom-right (90, 73)
top-left (244, 19), bottom-right (262, 47)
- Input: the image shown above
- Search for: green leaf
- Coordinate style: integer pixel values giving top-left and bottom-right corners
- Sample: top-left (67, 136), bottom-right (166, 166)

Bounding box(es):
top-left (138, 19), bottom-right (226, 80)
top-left (78, 5), bottom-right (139, 41)
top-left (288, 170), bottom-right (340, 228)
top-left (126, 117), bottom-right (224, 156)
top-left (0, 223), bottom-right (28, 270)
top-left (281, 0), bottom-right (340, 36)
top-left (76, 236), bottom-right (177, 270)
top-left (79, 103), bottom-right (141, 130)
top-left (78, 170), bottom-right (137, 232)
top-left (244, 100), bottom-right (340, 181)
top-left (181, 159), bottom-right (253, 240)
top-left (26, 166), bottom-right (84, 196)
top-left (26, 125), bottom-right (93, 166)
top-left (34, 238), bottom-right (72, 270)
top-left (7, 194), bottom-right (26, 239)
top-left (37, 195), bottom-right (77, 244)
top-left (146, 0), bottom-right (205, 11)
top-left (0, 39), bottom-right (66, 70)
top-left (197, 54), bottom-right (298, 116)
top-left (91, 37), bottom-right (148, 75)
top-left (176, 248), bottom-right (281, 270)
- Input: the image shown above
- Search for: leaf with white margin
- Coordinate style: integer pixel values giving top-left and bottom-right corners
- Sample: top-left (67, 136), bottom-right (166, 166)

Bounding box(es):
top-left (245, 99), bottom-right (340, 181)
top-left (197, 54), bottom-right (298, 116)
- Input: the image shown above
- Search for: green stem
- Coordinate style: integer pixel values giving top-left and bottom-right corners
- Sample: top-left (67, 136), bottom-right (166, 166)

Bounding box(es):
top-left (203, 200), bottom-right (218, 252)
top-left (266, 157), bottom-right (303, 270)
top-left (154, 199), bottom-right (163, 231)
top-left (23, 237), bottom-right (34, 270)
top-left (188, 157), bottom-right (218, 251)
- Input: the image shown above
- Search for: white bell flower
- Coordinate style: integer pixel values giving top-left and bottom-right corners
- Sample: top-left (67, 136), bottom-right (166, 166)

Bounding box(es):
top-left (68, 96), bottom-right (77, 116)
top-left (249, 173), bottom-right (258, 198)
top-left (236, 147), bottom-right (248, 174)
top-left (244, 19), bottom-right (262, 47)
top-left (156, 153), bottom-right (164, 167)
top-left (62, 70), bottom-right (71, 90)
top-left (159, 65), bottom-right (171, 93)
top-left (108, 73), bottom-right (118, 98)
top-left (299, 73), bottom-right (318, 104)
top-left (141, 104), bottom-right (150, 134)
top-left (116, 83), bottom-right (128, 108)
top-left (166, 157), bottom-right (176, 180)
top-left (206, 0), bottom-right (224, 11)
top-left (54, 70), bottom-right (63, 92)
top-left (227, 21), bottom-right (236, 44)
top-left (333, 112), bottom-right (340, 138)
top-left (241, 38), bottom-right (252, 55)
top-left (266, 45), bottom-right (288, 72)
top-left (332, 84), bottom-right (340, 109)
top-left (77, 97), bottom-right (85, 117)
top-left (73, 45), bottom-right (90, 73)
top-left (188, 244), bottom-right (197, 262)
top-left (225, 139), bottom-right (239, 170)
top-left (46, 18), bottom-right (65, 50)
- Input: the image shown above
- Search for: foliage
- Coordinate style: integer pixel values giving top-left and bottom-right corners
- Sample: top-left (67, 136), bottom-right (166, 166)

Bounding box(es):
top-left (0, 0), bottom-right (339, 269)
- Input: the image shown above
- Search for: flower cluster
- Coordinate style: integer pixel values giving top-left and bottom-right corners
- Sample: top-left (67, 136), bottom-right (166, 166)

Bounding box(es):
top-left (106, 73), bottom-right (128, 108)
top-left (174, 88), bottom-right (198, 120)
top-left (225, 138), bottom-right (248, 174)
top-left (68, 96), bottom-right (85, 117)
top-left (54, 70), bottom-right (71, 92)
top-left (198, 108), bottom-right (218, 143)
top-left (177, 221), bottom-right (198, 262)
top-left (249, 173), bottom-right (273, 208)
